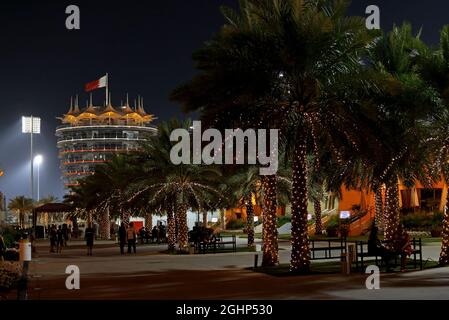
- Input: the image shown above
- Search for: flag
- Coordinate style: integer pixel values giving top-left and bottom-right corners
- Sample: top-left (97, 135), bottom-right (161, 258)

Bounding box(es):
top-left (85, 75), bottom-right (108, 92)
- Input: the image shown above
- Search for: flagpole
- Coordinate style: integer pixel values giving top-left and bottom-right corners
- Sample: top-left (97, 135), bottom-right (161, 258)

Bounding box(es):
top-left (106, 73), bottom-right (109, 105)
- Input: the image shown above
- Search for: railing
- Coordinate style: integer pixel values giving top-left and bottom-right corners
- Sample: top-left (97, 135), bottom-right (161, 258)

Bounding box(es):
top-left (59, 147), bottom-right (142, 155)
top-left (57, 137), bottom-right (147, 144)
top-left (56, 124), bottom-right (157, 131)
top-left (63, 171), bottom-right (95, 176)
top-left (62, 159), bottom-right (108, 165)
top-left (348, 207), bottom-right (375, 236)
top-left (64, 183), bottom-right (80, 187)
top-left (309, 238), bottom-right (347, 260)
top-left (354, 238), bottom-right (423, 272)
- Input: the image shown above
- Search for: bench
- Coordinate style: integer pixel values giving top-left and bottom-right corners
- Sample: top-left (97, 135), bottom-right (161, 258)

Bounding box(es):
top-left (355, 238), bottom-right (423, 272)
top-left (310, 238), bottom-right (347, 260)
top-left (198, 234), bottom-right (237, 254)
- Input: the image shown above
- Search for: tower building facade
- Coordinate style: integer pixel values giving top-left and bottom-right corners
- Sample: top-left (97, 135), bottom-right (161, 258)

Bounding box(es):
top-left (56, 96), bottom-right (157, 188)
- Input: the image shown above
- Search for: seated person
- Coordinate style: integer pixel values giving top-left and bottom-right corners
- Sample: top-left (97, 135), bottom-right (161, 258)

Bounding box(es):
top-left (392, 225), bottom-right (413, 272)
top-left (367, 223), bottom-right (394, 270)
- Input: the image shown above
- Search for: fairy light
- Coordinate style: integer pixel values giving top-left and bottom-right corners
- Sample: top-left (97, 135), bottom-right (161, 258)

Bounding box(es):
top-left (314, 200), bottom-right (323, 235)
top-left (145, 213), bottom-right (153, 232)
top-left (290, 140), bottom-right (311, 273)
top-left (98, 209), bottom-right (110, 240)
top-left (167, 208), bottom-right (176, 252)
top-left (121, 210), bottom-right (130, 227)
top-left (375, 186), bottom-right (384, 227)
top-left (384, 178), bottom-right (400, 245)
top-left (87, 211), bottom-right (93, 225)
top-left (177, 204), bottom-right (189, 252)
top-left (245, 194), bottom-right (255, 248)
top-left (307, 113), bottom-right (323, 236)
top-left (440, 192), bottom-right (449, 265)
top-left (262, 175), bottom-right (279, 266)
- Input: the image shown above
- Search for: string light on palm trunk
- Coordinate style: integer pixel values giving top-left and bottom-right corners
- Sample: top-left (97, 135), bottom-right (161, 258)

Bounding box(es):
top-left (307, 113), bottom-right (323, 236)
top-left (314, 200), bottom-right (322, 235)
top-left (375, 186), bottom-right (384, 228)
top-left (98, 208), bottom-right (110, 240)
top-left (177, 204), bottom-right (189, 252)
top-left (167, 208), bottom-right (176, 252)
top-left (262, 175), bottom-right (279, 266)
top-left (145, 213), bottom-right (153, 232)
top-left (121, 210), bottom-right (130, 227)
top-left (290, 139), bottom-right (311, 273)
top-left (384, 178), bottom-right (400, 246)
top-left (439, 190), bottom-right (449, 265)
top-left (246, 194), bottom-right (255, 248)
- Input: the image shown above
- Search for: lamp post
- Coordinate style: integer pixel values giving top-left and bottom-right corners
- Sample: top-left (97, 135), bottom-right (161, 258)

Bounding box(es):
top-left (34, 155), bottom-right (43, 202)
top-left (22, 116), bottom-right (41, 234)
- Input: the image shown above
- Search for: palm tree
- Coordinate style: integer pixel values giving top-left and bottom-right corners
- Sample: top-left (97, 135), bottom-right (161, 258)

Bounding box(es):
top-left (365, 24), bottom-right (442, 243)
top-left (418, 25), bottom-right (449, 266)
top-left (37, 195), bottom-right (59, 205)
top-left (65, 154), bottom-right (141, 239)
top-left (8, 196), bottom-right (34, 228)
top-left (172, 0), bottom-right (375, 272)
top-left (127, 120), bottom-right (224, 252)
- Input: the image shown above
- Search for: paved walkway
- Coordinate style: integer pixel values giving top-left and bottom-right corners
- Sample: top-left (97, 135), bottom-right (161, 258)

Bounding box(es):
top-left (7, 238), bottom-right (446, 300)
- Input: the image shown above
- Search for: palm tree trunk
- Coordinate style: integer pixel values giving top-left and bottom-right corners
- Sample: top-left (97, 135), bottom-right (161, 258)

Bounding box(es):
top-left (440, 181), bottom-right (449, 266)
top-left (375, 186), bottom-right (384, 227)
top-left (220, 208), bottom-right (226, 230)
top-left (384, 177), bottom-right (400, 244)
top-left (202, 210), bottom-right (208, 227)
top-left (87, 211), bottom-right (93, 225)
top-left (290, 139), bottom-right (311, 273)
top-left (99, 208), bottom-right (110, 240)
top-left (314, 199), bottom-right (322, 235)
top-left (245, 194), bottom-right (255, 248)
top-left (261, 175), bottom-right (279, 267)
top-left (167, 208), bottom-right (176, 252)
top-left (120, 210), bottom-right (130, 227)
top-left (19, 211), bottom-right (24, 229)
top-left (177, 204), bottom-right (189, 252)
top-left (145, 213), bottom-right (153, 231)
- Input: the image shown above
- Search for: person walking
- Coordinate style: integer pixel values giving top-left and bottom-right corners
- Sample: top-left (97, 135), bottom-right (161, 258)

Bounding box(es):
top-left (85, 223), bottom-right (95, 256)
top-left (49, 225), bottom-right (57, 253)
top-left (118, 222), bottom-right (127, 255)
top-left (56, 225), bottom-right (64, 253)
top-left (62, 224), bottom-right (69, 247)
top-left (127, 222), bottom-right (137, 254)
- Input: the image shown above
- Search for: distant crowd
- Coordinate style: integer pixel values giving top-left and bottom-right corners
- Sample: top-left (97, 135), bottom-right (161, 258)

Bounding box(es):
top-left (56, 222), bottom-right (168, 256)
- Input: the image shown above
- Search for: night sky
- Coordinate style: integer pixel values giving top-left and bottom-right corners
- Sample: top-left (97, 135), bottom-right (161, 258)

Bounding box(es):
top-left (0, 0), bottom-right (448, 201)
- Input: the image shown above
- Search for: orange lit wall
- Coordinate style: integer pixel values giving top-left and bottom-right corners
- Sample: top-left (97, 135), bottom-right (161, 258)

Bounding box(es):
top-left (337, 186), bottom-right (375, 212)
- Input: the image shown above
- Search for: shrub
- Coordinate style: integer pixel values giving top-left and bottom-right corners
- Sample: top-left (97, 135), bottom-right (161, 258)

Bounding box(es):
top-left (325, 215), bottom-right (340, 237)
top-left (0, 225), bottom-right (22, 248)
top-left (401, 211), bottom-right (443, 231)
top-left (277, 216), bottom-right (291, 228)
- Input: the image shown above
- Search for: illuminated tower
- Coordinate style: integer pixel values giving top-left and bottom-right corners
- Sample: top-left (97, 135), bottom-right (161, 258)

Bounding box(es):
top-left (56, 95), bottom-right (157, 188)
